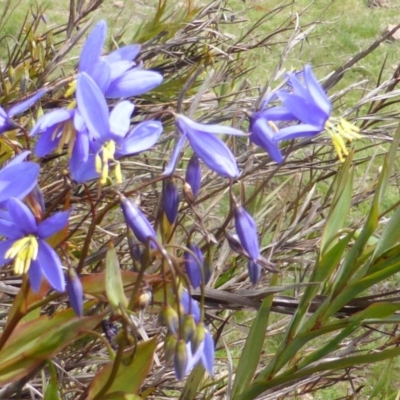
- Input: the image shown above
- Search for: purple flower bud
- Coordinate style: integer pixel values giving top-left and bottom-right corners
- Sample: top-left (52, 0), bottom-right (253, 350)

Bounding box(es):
top-left (174, 339), bottom-right (188, 380)
top-left (234, 204), bottom-right (260, 261)
top-left (184, 244), bottom-right (203, 289)
top-left (163, 180), bottom-right (179, 224)
top-left (120, 195), bottom-right (157, 246)
top-left (247, 259), bottom-right (261, 285)
top-left (185, 155), bottom-right (201, 198)
top-left (66, 269), bottom-right (83, 317)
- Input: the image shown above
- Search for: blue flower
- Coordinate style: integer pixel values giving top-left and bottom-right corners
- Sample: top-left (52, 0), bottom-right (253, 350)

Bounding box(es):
top-left (79, 20), bottom-right (163, 98)
top-left (0, 90), bottom-right (45, 134)
top-left (163, 180), bottom-right (179, 224)
top-left (0, 198), bottom-right (68, 292)
top-left (0, 152), bottom-right (40, 207)
top-left (249, 66), bottom-right (332, 163)
top-left (164, 114), bottom-right (245, 178)
top-left (71, 72), bottom-right (162, 183)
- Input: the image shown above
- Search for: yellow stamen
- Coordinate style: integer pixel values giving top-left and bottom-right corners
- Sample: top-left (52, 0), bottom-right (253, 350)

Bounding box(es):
top-left (97, 140), bottom-right (119, 185)
top-left (6, 235), bottom-right (39, 275)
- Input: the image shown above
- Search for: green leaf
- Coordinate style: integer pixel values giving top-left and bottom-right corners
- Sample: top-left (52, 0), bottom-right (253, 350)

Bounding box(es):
top-left (231, 274), bottom-right (278, 397)
top-left (0, 311), bottom-right (102, 384)
top-left (44, 362), bottom-right (61, 400)
top-left (179, 363), bottom-right (206, 400)
top-left (87, 338), bottom-right (157, 399)
top-left (106, 242), bottom-right (128, 310)
top-left (320, 157), bottom-right (353, 255)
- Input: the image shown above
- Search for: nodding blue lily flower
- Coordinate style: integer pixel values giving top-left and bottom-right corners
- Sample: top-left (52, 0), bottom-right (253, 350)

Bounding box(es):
top-left (0, 151), bottom-right (40, 207)
top-left (164, 114), bottom-right (245, 178)
top-left (120, 195), bottom-right (157, 247)
top-left (79, 20), bottom-right (163, 98)
top-left (0, 90), bottom-right (45, 134)
top-left (0, 198), bottom-right (68, 292)
top-left (70, 72), bottom-right (162, 183)
top-left (249, 65), bottom-right (332, 163)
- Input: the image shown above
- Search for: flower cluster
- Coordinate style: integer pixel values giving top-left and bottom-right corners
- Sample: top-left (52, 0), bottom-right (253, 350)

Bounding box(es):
top-left (249, 65), bottom-right (360, 163)
top-left (164, 290), bottom-right (214, 380)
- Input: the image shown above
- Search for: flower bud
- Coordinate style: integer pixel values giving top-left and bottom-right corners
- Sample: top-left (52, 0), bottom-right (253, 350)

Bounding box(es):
top-left (182, 314), bottom-right (197, 343)
top-left (164, 334), bottom-right (177, 362)
top-left (247, 259), bottom-right (261, 285)
top-left (174, 339), bottom-right (188, 380)
top-left (191, 322), bottom-right (206, 354)
top-left (162, 304), bottom-right (179, 334)
top-left (66, 268), bottom-right (83, 317)
top-left (120, 195), bottom-right (157, 246)
top-left (185, 155), bottom-right (201, 199)
top-left (163, 179), bottom-right (179, 224)
top-left (184, 244), bottom-right (203, 289)
top-left (234, 204), bottom-right (260, 261)
top-left (180, 290), bottom-right (200, 324)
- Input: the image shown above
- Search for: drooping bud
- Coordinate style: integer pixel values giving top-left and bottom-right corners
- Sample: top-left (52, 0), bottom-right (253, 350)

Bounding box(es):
top-left (164, 334), bottom-right (177, 362)
top-left (203, 252), bottom-right (213, 285)
top-left (234, 204), bottom-right (260, 261)
top-left (120, 195), bottom-right (157, 246)
top-left (191, 322), bottom-right (206, 354)
top-left (66, 268), bottom-right (83, 317)
top-left (185, 155), bottom-right (201, 199)
top-left (182, 314), bottom-right (197, 343)
top-left (247, 259), bottom-right (261, 285)
top-left (163, 179), bottom-right (179, 224)
top-left (225, 230), bottom-right (245, 254)
top-left (174, 339), bottom-right (188, 380)
top-left (162, 304), bottom-right (179, 334)
top-left (184, 244), bottom-right (204, 289)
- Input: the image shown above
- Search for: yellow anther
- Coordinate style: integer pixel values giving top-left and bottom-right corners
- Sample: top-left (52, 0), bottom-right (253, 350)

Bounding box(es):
top-left (95, 154), bottom-right (102, 174)
top-left (64, 80), bottom-right (77, 98)
top-left (6, 236), bottom-right (39, 275)
top-left (268, 121), bottom-right (279, 133)
top-left (115, 161), bottom-right (122, 183)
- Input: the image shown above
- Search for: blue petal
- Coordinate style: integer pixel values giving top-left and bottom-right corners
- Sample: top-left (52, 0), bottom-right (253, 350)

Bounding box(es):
top-left (79, 20), bottom-right (107, 73)
top-left (34, 131), bottom-right (60, 157)
top-left (278, 92), bottom-right (328, 129)
top-left (180, 290), bottom-right (200, 324)
top-left (177, 114), bottom-right (245, 136)
top-left (66, 269), bottom-right (83, 316)
top-left (184, 244), bottom-right (203, 289)
top-left (37, 240), bottom-right (65, 292)
top-left (76, 72), bottom-right (110, 140)
top-left (105, 44), bottom-right (141, 63)
top-left (162, 134), bottom-right (186, 176)
top-left (109, 101), bottom-right (134, 138)
top-left (185, 155), bottom-right (201, 198)
top-left (7, 89), bottom-right (46, 117)
top-left (274, 123), bottom-right (322, 141)
top-left (186, 129), bottom-right (239, 178)
top-left (89, 59), bottom-right (111, 92)
top-left (201, 330), bottom-right (214, 375)
top-left (106, 69), bottom-right (163, 98)
top-left (7, 198), bottom-right (37, 234)
top-left (303, 65), bottom-right (331, 116)
top-left (28, 260), bottom-right (43, 292)
top-left (30, 108), bottom-right (72, 137)
top-left (0, 239), bottom-right (16, 265)
top-left (261, 106), bottom-right (295, 121)
top-left (116, 120), bottom-right (162, 157)
top-left (108, 60), bottom-right (134, 81)
top-left (3, 151), bottom-right (31, 168)
top-left (0, 162), bottom-right (39, 207)
top-left (72, 130), bottom-right (90, 163)
top-left (37, 211), bottom-right (69, 239)
top-left (0, 218), bottom-right (22, 239)
top-left (234, 205), bottom-right (260, 260)
top-left (249, 115), bottom-right (283, 163)
top-left (70, 154), bottom-right (99, 183)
